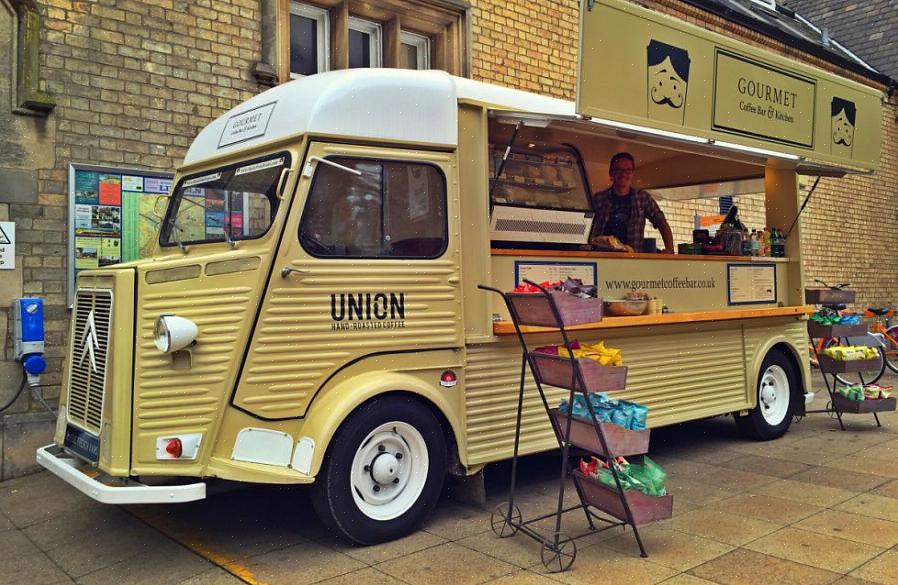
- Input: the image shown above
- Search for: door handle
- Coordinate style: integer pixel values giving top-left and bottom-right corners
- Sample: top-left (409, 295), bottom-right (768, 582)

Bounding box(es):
top-left (281, 267), bottom-right (310, 278)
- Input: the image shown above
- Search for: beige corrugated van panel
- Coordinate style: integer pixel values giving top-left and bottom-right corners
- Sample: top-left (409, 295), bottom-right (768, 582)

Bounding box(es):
top-left (132, 250), bottom-right (278, 473)
top-left (743, 318), bottom-right (810, 392)
top-left (234, 143), bottom-right (463, 419)
top-left (129, 145), bottom-right (302, 473)
top-left (465, 321), bottom-right (752, 466)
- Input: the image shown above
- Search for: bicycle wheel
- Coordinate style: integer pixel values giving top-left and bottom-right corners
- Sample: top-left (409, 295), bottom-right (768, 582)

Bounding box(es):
top-left (808, 337), bottom-right (829, 368)
top-left (830, 338), bottom-right (886, 385)
top-left (883, 325), bottom-right (898, 374)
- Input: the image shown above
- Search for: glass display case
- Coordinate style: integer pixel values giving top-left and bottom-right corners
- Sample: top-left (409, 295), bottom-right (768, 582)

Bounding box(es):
top-left (489, 145), bottom-right (592, 211)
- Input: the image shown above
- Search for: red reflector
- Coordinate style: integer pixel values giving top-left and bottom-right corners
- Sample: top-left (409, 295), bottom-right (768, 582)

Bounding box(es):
top-left (440, 370), bottom-right (457, 387)
top-left (165, 438), bottom-right (183, 458)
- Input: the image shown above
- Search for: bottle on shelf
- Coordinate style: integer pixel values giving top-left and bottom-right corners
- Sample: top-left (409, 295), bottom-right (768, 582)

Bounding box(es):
top-left (759, 228), bottom-right (770, 257)
top-left (773, 228), bottom-right (785, 257)
top-left (750, 229), bottom-right (759, 256)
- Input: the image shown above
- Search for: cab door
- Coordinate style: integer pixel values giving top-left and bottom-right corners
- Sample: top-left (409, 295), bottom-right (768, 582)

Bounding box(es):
top-left (234, 142), bottom-right (463, 419)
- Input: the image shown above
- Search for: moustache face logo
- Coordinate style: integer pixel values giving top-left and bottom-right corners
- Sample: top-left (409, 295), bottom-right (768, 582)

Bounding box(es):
top-left (651, 94), bottom-right (681, 108)
top-left (648, 60), bottom-right (687, 109)
top-left (832, 110), bottom-right (854, 147)
top-left (646, 41), bottom-right (690, 117)
top-left (830, 98), bottom-right (856, 151)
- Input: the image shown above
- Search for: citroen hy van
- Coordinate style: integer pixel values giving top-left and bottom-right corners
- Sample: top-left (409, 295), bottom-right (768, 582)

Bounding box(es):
top-left (37, 56), bottom-right (877, 543)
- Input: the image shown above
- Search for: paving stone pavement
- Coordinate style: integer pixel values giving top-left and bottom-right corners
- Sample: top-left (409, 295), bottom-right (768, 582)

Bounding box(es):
top-left (2, 372), bottom-right (897, 585)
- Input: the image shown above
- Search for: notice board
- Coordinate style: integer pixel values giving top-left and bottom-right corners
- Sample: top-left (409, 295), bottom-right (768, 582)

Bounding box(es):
top-left (68, 164), bottom-right (174, 304)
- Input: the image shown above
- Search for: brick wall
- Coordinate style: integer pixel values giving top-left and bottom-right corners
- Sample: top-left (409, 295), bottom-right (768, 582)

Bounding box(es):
top-left (471, 0), bottom-right (579, 99)
top-left (1, 0), bottom-right (262, 421)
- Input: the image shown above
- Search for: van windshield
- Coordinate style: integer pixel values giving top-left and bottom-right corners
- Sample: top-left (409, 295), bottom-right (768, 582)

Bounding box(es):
top-left (160, 153), bottom-right (290, 247)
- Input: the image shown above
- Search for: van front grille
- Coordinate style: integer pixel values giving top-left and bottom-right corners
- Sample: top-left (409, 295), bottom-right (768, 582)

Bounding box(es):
top-left (67, 289), bottom-right (113, 433)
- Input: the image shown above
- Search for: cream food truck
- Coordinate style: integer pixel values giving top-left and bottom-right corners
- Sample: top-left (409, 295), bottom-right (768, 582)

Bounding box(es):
top-left (38, 0), bottom-right (882, 545)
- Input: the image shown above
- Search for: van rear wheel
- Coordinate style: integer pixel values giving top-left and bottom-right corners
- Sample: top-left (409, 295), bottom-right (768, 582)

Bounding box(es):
top-left (735, 348), bottom-right (797, 440)
top-left (311, 396), bottom-right (447, 544)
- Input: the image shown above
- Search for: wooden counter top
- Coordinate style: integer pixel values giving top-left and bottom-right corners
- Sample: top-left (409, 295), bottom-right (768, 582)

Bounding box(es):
top-left (491, 248), bottom-right (791, 263)
top-left (492, 305), bottom-right (813, 335)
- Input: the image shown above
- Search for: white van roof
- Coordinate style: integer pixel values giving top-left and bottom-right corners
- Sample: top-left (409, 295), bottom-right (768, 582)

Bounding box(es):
top-left (183, 69), bottom-right (574, 166)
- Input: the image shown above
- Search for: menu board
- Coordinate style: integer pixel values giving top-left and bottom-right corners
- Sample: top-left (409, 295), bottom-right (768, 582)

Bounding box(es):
top-left (515, 261), bottom-right (598, 287)
top-left (727, 263), bottom-right (776, 305)
top-left (69, 165), bottom-right (173, 304)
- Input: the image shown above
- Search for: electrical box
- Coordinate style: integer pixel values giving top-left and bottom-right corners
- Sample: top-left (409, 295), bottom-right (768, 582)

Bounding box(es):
top-left (12, 298), bottom-right (45, 360)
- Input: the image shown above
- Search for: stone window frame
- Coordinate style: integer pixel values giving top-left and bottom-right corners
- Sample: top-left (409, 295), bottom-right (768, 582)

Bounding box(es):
top-left (254, 0), bottom-right (469, 86)
top-left (5, 0), bottom-right (54, 115)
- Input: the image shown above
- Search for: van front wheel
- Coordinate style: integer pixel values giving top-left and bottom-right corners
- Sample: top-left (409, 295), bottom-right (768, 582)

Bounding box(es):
top-left (735, 349), bottom-right (797, 440)
top-left (311, 396), bottom-right (447, 544)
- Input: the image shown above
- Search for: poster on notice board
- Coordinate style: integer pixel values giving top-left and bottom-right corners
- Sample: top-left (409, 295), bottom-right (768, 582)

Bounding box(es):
top-left (68, 164), bottom-right (174, 305)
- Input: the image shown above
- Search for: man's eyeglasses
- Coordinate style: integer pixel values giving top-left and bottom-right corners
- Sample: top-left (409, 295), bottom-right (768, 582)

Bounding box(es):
top-left (611, 167), bottom-right (635, 174)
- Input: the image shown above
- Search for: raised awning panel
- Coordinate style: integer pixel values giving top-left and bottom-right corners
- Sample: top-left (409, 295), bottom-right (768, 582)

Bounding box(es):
top-left (576, 0), bottom-right (883, 172)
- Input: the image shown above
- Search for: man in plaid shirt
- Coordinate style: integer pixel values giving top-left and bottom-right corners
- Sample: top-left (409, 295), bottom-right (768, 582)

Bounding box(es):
top-left (589, 152), bottom-right (674, 254)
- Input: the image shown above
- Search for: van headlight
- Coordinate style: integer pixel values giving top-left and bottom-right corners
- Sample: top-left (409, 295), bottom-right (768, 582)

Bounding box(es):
top-left (154, 315), bottom-right (198, 353)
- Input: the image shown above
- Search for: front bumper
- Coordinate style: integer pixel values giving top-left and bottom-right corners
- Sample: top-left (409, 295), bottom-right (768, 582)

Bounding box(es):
top-left (36, 444), bottom-right (206, 504)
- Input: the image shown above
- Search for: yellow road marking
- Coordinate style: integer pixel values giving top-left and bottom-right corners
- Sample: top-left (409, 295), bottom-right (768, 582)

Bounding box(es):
top-left (127, 510), bottom-right (269, 585)
top-left (179, 538), bottom-right (268, 585)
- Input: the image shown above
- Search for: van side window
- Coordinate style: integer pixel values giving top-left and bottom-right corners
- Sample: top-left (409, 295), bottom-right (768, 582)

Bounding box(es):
top-left (299, 158), bottom-right (448, 259)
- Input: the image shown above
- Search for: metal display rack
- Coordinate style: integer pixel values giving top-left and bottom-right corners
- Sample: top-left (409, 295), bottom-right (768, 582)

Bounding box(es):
top-left (479, 280), bottom-right (671, 572)
top-left (805, 288), bottom-right (897, 429)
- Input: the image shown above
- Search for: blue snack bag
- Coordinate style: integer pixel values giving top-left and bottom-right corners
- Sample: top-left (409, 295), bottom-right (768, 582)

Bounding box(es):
top-left (621, 400), bottom-right (648, 430)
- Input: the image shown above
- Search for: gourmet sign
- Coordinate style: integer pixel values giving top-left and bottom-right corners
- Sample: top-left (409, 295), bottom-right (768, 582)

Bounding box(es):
top-left (712, 50), bottom-right (816, 148)
top-left (578, 0), bottom-right (882, 171)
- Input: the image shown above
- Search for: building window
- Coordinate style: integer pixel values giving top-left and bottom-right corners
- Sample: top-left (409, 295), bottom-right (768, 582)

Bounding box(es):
top-left (400, 31), bottom-right (430, 70)
top-left (290, 3), bottom-right (329, 77)
top-left (276, 0), bottom-right (468, 83)
top-left (348, 16), bottom-right (382, 68)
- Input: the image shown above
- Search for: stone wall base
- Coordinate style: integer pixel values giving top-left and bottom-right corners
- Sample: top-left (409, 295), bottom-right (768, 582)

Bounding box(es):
top-left (1, 411), bottom-right (55, 481)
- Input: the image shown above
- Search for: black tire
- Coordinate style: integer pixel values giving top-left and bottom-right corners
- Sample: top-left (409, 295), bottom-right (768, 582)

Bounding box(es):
top-left (310, 395), bottom-right (447, 545)
top-left (735, 348), bottom-right (798, 440)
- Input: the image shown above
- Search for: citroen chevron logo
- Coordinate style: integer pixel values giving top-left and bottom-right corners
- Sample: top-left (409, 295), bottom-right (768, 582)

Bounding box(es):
top-left (78, 309), bottom-right (100, 372)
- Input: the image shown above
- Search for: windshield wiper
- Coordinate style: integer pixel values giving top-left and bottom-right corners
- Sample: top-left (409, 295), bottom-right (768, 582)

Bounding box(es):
top-left (171, 221), bottom-right (189, 253)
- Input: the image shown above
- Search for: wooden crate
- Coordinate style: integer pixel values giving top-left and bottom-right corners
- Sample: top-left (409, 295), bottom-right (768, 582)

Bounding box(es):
top-left (832, 394), bottom-right (897, 414)
top-left (805, 289), bottom-right (855, 305)
top-left (507, 292), bottom-right (603, 327)
top-left (818, 354), bottom-right (882, 373)
top-left (572, 470), bottom-right (672, 525)
top-left (807, 322), bottom-right (868, 339)
top-left (530, 353), bottom-right (627, 392)
top-left (550, 409), bottom-right (649, 457)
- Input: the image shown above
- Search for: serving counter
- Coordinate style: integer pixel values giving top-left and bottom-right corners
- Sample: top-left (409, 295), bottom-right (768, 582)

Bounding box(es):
top-left (491, 249), bottom-right (792, 263)
top-left (492, 305), bottom-right (813, 335)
